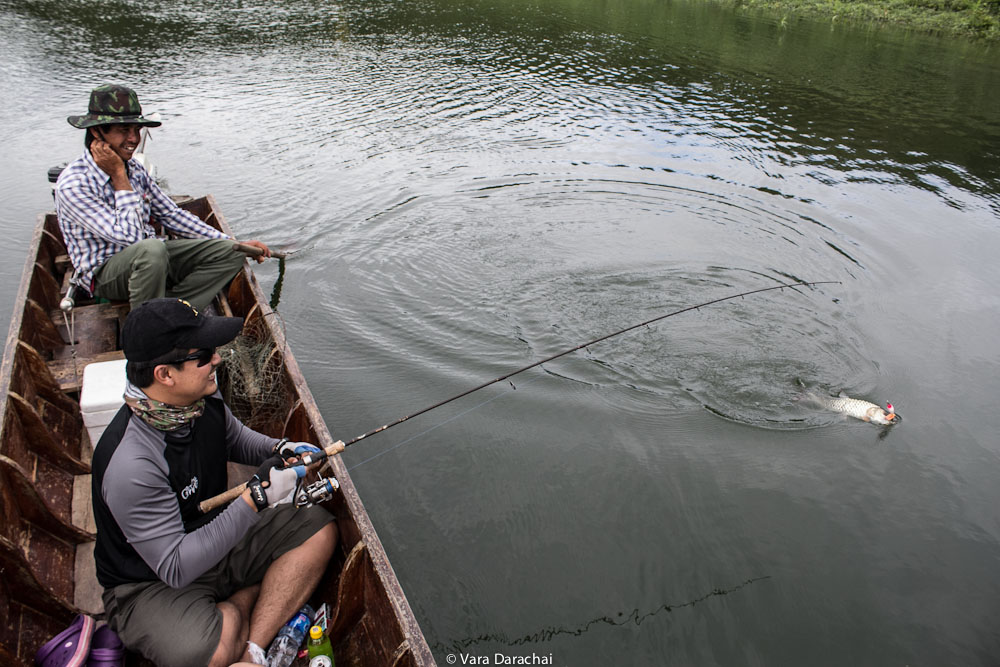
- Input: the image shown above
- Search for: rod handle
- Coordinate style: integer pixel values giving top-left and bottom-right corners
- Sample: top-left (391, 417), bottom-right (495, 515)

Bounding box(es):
top-left (198, 439), bottom-right (346, 514)
top-left (198, 483), bottom-right (247, 514)
top-left (232, 242), bottom-right (287, 260)
top-left (301, 440), bottom-right (345, 466)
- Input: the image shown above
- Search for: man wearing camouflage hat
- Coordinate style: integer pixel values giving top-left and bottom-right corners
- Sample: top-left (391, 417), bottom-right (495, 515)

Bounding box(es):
top-left (55, 84), bottom-right (272, 310)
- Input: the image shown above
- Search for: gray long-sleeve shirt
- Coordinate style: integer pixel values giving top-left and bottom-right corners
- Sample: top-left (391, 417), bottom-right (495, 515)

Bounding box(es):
top-left (96, 394), bottom-right (277, 588)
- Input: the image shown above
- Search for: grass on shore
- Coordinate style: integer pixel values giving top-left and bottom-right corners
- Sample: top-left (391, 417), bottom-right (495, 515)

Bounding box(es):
top-left (729, 0), bottom-right (1000, 39)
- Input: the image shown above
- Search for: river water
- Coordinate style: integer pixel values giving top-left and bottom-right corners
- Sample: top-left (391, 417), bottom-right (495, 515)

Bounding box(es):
top-left (2, 0), bottom-right (999, 664)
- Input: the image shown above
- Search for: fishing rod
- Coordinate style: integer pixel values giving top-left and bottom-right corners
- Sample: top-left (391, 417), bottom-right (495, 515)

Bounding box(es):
top-left (199, 279), bottom-right (839, 513)
top-left (233, 242), bottom-right (289, 260)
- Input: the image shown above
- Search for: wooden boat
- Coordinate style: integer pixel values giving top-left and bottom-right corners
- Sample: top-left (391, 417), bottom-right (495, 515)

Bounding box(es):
top-left (0, 195), bottom-right (435, 666)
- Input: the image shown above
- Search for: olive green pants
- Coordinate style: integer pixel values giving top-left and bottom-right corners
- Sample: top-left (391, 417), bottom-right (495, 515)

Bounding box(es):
top-left (92, 238), bottom-right (246, 311)
top-left (102, 504), bottom-right (334, 667)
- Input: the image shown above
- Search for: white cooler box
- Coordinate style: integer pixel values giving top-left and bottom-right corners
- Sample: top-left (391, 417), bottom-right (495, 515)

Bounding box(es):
top-left (80, 358), bottom-right (129, 447)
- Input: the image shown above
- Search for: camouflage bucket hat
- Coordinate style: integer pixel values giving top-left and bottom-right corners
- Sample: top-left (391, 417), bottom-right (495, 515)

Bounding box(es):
top-left (67, 84), bottom-right (162, 129)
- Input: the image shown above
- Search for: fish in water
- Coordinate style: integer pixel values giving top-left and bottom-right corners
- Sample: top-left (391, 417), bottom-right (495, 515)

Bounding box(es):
top-left (805, 390), bottom-right (900, 425)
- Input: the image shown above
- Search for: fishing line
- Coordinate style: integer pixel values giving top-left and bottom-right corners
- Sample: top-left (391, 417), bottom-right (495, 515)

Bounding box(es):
top-left (200, 280), bottom-right (839, 512)
top-left (347, 374), bottom-right (546, 471)
top-left (309, 280), bottom-right (839, 464)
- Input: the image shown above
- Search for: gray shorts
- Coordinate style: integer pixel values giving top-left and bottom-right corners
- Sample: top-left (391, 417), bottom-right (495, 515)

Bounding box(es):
top-left (102, 504), bottom-right (334, 667)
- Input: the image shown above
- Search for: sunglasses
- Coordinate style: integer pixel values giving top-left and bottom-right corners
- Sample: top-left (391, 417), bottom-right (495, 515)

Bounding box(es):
top-left (166, 348), bottom-right (216, 367)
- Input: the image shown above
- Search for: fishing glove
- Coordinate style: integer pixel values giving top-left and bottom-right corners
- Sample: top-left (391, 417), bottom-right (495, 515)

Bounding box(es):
top-left (275, 440), bottom-right (323, 463)
top-left (247, 455), bottom-right (305, 512)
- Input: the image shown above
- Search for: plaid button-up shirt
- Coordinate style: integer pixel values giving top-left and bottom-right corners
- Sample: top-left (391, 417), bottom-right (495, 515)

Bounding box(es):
top-left (55, 150), bottom-right (231, 291)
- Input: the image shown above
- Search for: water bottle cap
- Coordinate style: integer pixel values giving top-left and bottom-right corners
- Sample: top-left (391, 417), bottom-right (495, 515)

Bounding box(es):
top-left (309, 626), bottom-right (324, 640)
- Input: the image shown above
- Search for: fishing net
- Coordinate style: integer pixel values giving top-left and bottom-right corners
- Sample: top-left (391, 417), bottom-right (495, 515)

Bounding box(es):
top-left (216, 311), bottom-right (295, 432)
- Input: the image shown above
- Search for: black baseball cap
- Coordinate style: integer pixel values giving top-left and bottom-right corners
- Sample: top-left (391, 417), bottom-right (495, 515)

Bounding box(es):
top-left (121, 298), bottom-right (243, 363)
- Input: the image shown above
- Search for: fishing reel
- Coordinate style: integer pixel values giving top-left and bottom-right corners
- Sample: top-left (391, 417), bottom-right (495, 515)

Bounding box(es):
top-left (294, 476), bottom-right (340, 508)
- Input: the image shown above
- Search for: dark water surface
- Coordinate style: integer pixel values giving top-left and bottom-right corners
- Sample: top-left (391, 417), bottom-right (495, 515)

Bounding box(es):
top-left (3, 0), bottom-right (1000, 664)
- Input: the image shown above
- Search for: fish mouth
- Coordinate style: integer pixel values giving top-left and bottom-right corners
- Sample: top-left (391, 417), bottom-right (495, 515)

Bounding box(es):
top-left (886, 413), bottom-right (901, 424)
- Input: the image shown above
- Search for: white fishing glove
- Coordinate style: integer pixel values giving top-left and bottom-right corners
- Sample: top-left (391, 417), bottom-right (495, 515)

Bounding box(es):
top-left (247, 455), bottom-right (305, 512)
top-left (275, 440), bottom-right (323, 463)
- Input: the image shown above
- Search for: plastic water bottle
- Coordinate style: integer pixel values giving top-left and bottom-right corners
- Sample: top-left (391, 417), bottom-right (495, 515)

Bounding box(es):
top-left (266, 604), bottom-right (314, 667)
top-left (307, 625), bottom-right (335, 666)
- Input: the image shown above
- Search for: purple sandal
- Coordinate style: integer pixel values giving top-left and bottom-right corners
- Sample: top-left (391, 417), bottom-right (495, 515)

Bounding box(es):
top-left (86, 625), bottom-right (124, 667)
top-left (34, 614), bottom-right (95, 667)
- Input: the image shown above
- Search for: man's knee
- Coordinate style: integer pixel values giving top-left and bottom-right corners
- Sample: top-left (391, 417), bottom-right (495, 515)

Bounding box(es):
top-left (320, 521), bottom-right (338, 548)
top-left (310, 522), bottom-right (338, 562)
top-left (207, 601), bottom-right (244, 667)
top-left (225, 242), bottom-right (247, 270)
top-left (198, 238), bottom-right (245, 270)
top-left (282, 519), bottom-right (337, 567)
top-left (130, 238), bottom-right (169, 270)
top-left (154, 630), bottom-right (223, 667)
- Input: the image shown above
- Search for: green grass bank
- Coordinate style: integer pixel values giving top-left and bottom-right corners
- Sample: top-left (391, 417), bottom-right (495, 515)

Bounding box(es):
top-left (726, 0), bottom-right (1000, 39)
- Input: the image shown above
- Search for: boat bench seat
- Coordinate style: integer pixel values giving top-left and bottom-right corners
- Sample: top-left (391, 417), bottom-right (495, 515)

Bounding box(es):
top-left (46, 302), bottom-right (129, 394)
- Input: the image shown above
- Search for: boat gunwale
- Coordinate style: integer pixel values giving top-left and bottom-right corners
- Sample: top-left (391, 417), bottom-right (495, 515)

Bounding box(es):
top-left (0, 211), bottom-right (51, 446)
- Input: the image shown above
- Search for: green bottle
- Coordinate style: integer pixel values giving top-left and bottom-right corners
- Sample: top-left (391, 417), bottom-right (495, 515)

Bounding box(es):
top-left (307, 625), bottom-right (334, 667)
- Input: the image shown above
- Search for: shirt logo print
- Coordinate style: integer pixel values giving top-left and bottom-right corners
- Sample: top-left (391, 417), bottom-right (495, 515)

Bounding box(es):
top-left (181, 476), bottom-right (199, 500)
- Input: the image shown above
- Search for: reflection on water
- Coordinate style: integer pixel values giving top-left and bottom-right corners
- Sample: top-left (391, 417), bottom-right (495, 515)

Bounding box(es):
top-left (3, 0), bottom-right (1000, 664)
top-left (6, 0), bottom-right (1000, 202)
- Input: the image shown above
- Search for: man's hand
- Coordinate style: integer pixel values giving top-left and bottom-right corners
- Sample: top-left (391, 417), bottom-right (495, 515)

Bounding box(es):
top-left (90, 139), bottom-right (132, 191)
top-left (276, 441), bottom-right (323, 464)
top-left (245, 455), bottom-right (305, 512)
top-left (237, 239), bottom-right (272, 263)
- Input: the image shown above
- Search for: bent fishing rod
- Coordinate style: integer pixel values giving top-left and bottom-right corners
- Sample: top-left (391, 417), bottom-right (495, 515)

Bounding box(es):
top-left (199, 279), bottom-right (839, 513)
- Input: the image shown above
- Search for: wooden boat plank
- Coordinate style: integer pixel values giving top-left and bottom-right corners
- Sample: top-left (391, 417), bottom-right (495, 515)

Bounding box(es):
top-left (10, 344), bottom-right (85, 468)
top-left (73, 541), bottom-right (103, 615)
top-left (23, 527), bottom-right (78, 603)
top-left (47, 350), bottom-right (126, 394)
top-left (15, 341), bottom-right (81, 416)
top-left (339, 620), bottom-right (377, 667)
top-left (24, 299), bottom-right (65, 351)
top-left (54, 253), bottom-right (72, 274)
top-left (0, 455), bottom-right (92, 545)
top-left (0, 405), bottom-right (80, 529)
top-left (32, 456), bottom-right (80, 529)
top-left (71, 470), bottom-right (95, 533)
top-left (1, 405), bottom-right (33, 477)
top-left (392, 643), bottom-right (419, 667)
top-left (49, 301), bottom-right (126, 361)
top-left (0, 555), bottom-right (75, 665)
top-left (327, 541), bottom-right (369, 641)
top-left (39, 228), bottom-right (65, 269)
top-left (366, 565), bottom-right (412, 659)
top-left (10, 377), bottom-right (84, 463)
top-left (0, 580), bottom-right (20, 663)
top-left (28, 262), bottom-right (61, 313)
top-left (1, 529), bottom-right (78, 620)
top-left (8, 393), bottom-right (89, 475)
top-left (0, 643), bottom-right (19, 667)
